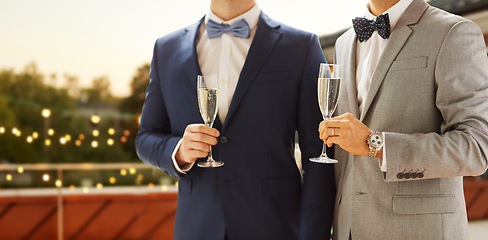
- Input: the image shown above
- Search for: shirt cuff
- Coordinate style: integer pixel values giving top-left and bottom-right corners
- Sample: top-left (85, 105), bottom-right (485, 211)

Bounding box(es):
top-left (380, 132), bottom-right (387, 172)
top-left (172, 139), bottom-right (194, 174)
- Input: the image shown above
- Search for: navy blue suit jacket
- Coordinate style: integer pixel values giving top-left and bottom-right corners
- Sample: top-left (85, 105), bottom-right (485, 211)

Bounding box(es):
top-left (136, 12), bottom-right (335, 240)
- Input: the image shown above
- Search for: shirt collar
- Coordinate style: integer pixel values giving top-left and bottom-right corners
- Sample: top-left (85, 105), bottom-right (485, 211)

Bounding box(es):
top-left (365, 0), bottom-right (414, 29)
top-left (205, 3), bottom-right (260, 30)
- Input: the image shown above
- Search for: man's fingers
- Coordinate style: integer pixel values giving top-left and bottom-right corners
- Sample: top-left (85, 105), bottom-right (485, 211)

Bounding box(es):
top-left (188, 124), bottom-right (220, 137)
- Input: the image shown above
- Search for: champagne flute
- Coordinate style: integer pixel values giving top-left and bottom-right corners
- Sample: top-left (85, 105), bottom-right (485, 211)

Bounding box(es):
top-left (197, 74), bottom-right (224, 168)
top-left (310, 63), bottom-right (341, 164)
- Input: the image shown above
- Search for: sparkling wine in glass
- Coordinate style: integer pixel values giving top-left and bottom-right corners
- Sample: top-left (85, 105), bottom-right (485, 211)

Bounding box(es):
top-left (310, 63), bottom-right (341, 164)
top-left (197, 74), bottom-right (224, 168)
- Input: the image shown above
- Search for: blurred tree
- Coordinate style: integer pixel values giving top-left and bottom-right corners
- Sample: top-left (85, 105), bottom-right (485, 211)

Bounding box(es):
top-left (119, 63), bottom-right (149, 114)
top-left (81, 75), bottom-right (118, 103)
top-left (63, 73), bottom-right (80, 98)
top-left (0, 63), bottom-right (135, 164)
top-left (118, 63), bottom-right (150, 160)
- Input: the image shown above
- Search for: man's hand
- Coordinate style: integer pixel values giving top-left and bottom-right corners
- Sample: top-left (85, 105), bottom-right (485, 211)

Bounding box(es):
top-left (319, 113), bottom-right (372, 157)
top-left (175, 124), bottom-right (220, 167)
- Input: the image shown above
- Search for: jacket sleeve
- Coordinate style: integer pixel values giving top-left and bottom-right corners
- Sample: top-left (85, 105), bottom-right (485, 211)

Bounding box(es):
top-left (298, 33), bottom-right (336, 240)
top-left (385, 20), bottom-right (488, 182)
top-left (135, 39), bottom-right (183, 179)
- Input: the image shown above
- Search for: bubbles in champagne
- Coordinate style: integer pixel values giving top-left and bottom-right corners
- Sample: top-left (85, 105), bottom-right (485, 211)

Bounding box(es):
top-left (318, 78), bottom-right (341, 119)
top-left (198, 88), bottom-right (218, 126)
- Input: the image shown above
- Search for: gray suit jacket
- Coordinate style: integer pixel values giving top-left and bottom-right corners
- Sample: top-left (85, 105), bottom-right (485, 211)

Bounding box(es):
top-left (333, 0), bottom-right (488, 239)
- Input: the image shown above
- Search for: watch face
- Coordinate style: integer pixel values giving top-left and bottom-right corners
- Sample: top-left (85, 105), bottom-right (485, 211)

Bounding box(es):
top-left (369, 133), bottom-right (383, 149)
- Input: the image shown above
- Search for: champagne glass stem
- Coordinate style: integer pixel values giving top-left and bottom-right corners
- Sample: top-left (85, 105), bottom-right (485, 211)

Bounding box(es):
top-left (320, 116), bottom-right (330, 158)
top-left (206, 122), bottom-right (216, 162)
top-left (319, 142), bottom-right (328, 158)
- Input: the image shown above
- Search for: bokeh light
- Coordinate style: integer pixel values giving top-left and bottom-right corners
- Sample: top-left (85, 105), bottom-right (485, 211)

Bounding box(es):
top-left (41, 108), bottom-right (51, 118)
top-left (42, 174), bottom-right (50, 182)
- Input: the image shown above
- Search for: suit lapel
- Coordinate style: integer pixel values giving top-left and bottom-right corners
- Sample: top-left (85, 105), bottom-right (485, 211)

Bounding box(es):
top-left (359, 0), bottom-right (428, 121)
top-left (221, 12), bottom-right (282, 131)
top-left (342, 29), bottom-right (361, 119)
top-left (336, 29), bottom-right (360, 198)
top-left (181, 17), bottom-right (203, 90)
top-left (179, 16), bottom-right (223, 128)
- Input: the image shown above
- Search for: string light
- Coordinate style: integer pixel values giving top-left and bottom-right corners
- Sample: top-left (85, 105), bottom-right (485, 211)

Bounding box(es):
top-left (109, 177), bottom-right (116, 184)
top-left (90, 114), bottom-right (101, 124)
top-left (32, 132), bottom-right (39, 139)
top-left (41, 108), bottom-right (51, 118)
top-left (48, 129), bottom-right (54, 136)
top-left (107, 138), bottom-right (114, 146)
top-left (27, 136), bottom-right (33, 143)
top-left (129, 168), bottom-right (136, 175)
top-left (17, 167), bottom-right (24, 173)
top-left (69, 185), bottom-right (75, 190)
top-left (91, 140), bottom-right (98, 148)
top-left (124, 130), bottom-right (130, 136)
top-left (42, 174), bottom-right (50, 182)
top-left (161, 185), bottom-right (168, 192)
top-left (0, 127), bottom-right (5, 134)
top-left (79, 133), bottom-right (85, 140)
top-left (92, 129), bottom-right (99, 137)
top-left (55, 180), bottom-right (62, 187)
top-left (12, 128), bottom-right (21, 137)
top-left (60, 137), bottom-right (66, 145)
top-left (148, 183), bottom-right (154, 188)
top-left (120, 136), bottom-right (127, 143)
top-left (6, 174), bottom-right (12, 181)
top-left (65, 134), bottom-right (71, 141)
top-left (108, 128), bottom-right (115, 135)
top-left (83, 187), bottom-right (89, 193)
top-left (120, 169), bottom-right (127, 176)
top-left (96, 183), bottom-right (103, 189)
top-left (75, 140), bottom-right (82, 146)
top-left (45, 139), bottom-right (51, 146)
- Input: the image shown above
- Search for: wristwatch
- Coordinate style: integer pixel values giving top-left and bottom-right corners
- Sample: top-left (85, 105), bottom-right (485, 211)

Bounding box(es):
top-left (367, 131), bottom-right (384, 158)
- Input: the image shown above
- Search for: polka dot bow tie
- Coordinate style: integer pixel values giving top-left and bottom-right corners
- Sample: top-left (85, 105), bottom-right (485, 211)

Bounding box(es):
top-left (206, 18), bottom-right (251, 39)
top-left (352, 13), bottom-right (391, 42)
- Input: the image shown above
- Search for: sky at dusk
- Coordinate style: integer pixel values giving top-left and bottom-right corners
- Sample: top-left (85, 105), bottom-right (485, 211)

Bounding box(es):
top-left (0, 0), bottom-right (367, 97)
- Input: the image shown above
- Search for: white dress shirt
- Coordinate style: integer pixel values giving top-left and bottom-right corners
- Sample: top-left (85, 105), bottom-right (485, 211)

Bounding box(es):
top-left (356, 0), bottom-right (414, 171)
top-left (172, 4), bottom-right (261, 173)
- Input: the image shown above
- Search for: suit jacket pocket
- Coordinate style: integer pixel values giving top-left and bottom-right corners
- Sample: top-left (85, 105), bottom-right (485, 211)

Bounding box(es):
top-left (390, 56), bottom-right (428, 71)
top-left (393, 194), bottom-right (456, 214)
top-left (254, 71), bottom-right (290, 82)
top-left (262, 176), bottom-right (301, 198)
top-left (178, 179), bottom-right (192, 195)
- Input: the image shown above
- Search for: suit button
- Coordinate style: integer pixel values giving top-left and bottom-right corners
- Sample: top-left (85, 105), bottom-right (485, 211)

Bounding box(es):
top-left (220, 136), bottom-right (228, 144)
top-left (397, 173), bottom-right (404, 179)
top-left (417, 172), bottom-right (424, 178)
top-left (411, 173), bottom-right (418, 179)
